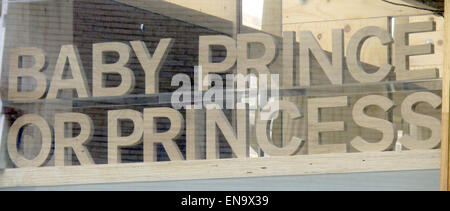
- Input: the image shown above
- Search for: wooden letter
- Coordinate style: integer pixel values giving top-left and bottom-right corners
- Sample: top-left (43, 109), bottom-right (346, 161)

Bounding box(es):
top-left (8, 48), bottom-right (47, 100)
top-left (206, 109), bottom-right (248, 159)
top-left (299, 29), bottom-right (344, 86)
top-left (351, 95), bottom-right (396, 152)
top-left (346, 26), bottom-right (394, 83)
top-left (144, 108), bottom-right (184, 162)
top-left (108, 110), bottom-right (144, 164)
top-left (7, 114), bottom-right (52, 168)
top-left (400, 92), bottom-right (441, 150)
top-left (237, 33), bottom-right (277, 76)
top-left (394, 17), bottom-right (438, 80)
top-left (256, 101), bottom-right (304, 156)
top-left (308, 96), bottom-right (348, 154)
top-left (55, 113), bottom-right (94, 166)
top-left (282, 31), bottom-right (296, 88)
top-left (47, 45), bottom-right (90, 99)
top-left (93, 42), bottom-right (135, 97)
top-left (130, 39), bottom-right (173, 94)
top-left (199, 35), bottom-right (237, 90)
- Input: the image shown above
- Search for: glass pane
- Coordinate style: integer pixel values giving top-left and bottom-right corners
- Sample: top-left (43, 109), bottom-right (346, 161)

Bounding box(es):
top-left (0, 0), bottom-right (444, 190)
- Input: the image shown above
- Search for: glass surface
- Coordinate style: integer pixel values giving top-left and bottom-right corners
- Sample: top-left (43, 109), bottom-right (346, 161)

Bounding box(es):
top-left (0, 0), bottom-right (443, 176)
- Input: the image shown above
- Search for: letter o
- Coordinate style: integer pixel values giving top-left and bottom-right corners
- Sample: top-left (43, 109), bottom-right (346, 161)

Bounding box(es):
top-left (7, 114), bottom-right (52, 168)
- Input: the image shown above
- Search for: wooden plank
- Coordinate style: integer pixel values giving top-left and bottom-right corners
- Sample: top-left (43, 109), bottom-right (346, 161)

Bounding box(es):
top-left (440, 0), bottom-right (450, 191)
top-left (0, 150), bottom-right (440, 188)
top-left (3, 0), bottom-right (75, 167)
top-left (282, 0), bottom-right (435, 24)
top-left (283, 17), bottom-right (390, 83)
top-left (164, 0), bottom-right (236, 23)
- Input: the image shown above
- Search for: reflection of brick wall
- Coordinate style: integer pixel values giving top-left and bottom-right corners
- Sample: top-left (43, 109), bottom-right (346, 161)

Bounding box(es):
top-left (73, 0), bottom-right (229, 164)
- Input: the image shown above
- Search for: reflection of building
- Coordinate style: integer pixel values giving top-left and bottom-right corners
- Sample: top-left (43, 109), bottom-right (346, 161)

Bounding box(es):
top-left (74, 0), bottom-right (232, 163)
